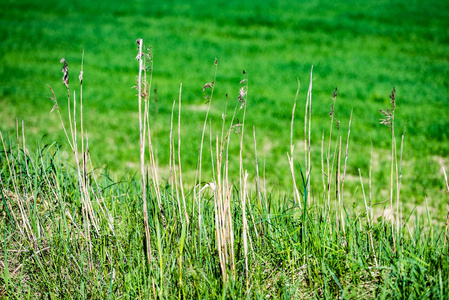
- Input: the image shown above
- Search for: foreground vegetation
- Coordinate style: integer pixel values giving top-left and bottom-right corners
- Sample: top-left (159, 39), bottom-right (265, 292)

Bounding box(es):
top-left (1, 41), bottom-right (449, 298)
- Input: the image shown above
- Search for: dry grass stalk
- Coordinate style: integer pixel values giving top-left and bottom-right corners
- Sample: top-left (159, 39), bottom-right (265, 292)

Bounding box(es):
top-left (253, 127), bottom-right (262, 213)
top-left (237, 73), bottom-right (259, 246)
top-left (172, 127), bottom-right (182, 219)
top-left (321, 131), bottom-right (325, 207)
top-left (73, 87), bottom-right (99, 256)
top-left (395, 131), bottom-right (405, 241)
top-left (197, 58), bottom-right (218, 234)
top-left (177, 83), bottom-right (190, 225)
top-left (289, 78), bottom-right (302, 208)
top-left (78, 52), bottom-right (104, 236)
top-left (326, 88), bottom-right (338, 210)
top-left (239, 73), bottom-right (247, 200)
top-left (60, 57), bottom-right (74, 146)
top-left (304, 66), bottom-right (313, 205)
top-left (213, 99), bottom-right (242, 282)
top-left (337, 136), bottom-right (345, 235)
top-left (380, 87), bottom-right (397, 252)
top-left (136, 38), bottom-right (152, 265)
top-left (47, 85), bottom-right (73, 150)
top-left (340, 108), bottom-right (353, 202)
top-left (214, 136), bottom-right (227, 281)
top-left (242, 171), bottom-right (250, 290)
top-left (169, 100), bottom-right (180, 217)
top-left (141, 46), bottom-right (165, 227)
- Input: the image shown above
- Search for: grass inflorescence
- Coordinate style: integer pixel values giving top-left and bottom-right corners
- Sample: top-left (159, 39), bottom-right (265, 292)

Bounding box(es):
top-left (1, 40), bottom-right (449, 299)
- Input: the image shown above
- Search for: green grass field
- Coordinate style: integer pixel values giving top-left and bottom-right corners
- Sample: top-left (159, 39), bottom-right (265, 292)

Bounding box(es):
top-left (1, 0), bottom-right (449, 297)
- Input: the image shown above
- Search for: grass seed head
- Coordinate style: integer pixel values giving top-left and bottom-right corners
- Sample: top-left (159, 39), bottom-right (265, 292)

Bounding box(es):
top-left (329, 87), bottom-right (337, 117)
top-left (380, 87), bottom-right (396, 130)
top-left (202, 82), bottom-right (214, 93)
top-left (238, 86), bottom-right (247, 109)
top-left (135, 39), bottom-right (143, 60)
top-left (144, 47), bottom-right (153, 71)
top-left (332, 86), bottom-right (338, 99)
top-left (46, 85), bottom-right (58, 114)
top-left (60, 57), bottom-right (69, 89)
top-left (389, 86), bottom-right (396, 111)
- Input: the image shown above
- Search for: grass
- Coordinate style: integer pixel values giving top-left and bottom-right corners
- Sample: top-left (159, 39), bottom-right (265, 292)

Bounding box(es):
top-left (1, 37), bottom-right (449, 298)
top-left (1, 0), bottom-right (449, 209)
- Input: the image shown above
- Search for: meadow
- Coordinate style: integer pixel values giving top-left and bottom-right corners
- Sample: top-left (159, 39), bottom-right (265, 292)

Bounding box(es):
top-left (1, 0), bottom-right (449, 298)
top-left (1, 0), bottom-right (449, 205)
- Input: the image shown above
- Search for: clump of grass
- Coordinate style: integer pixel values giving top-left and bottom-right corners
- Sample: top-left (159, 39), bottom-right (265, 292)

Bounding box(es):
top-left (1, 41), bottom-right (448, 299)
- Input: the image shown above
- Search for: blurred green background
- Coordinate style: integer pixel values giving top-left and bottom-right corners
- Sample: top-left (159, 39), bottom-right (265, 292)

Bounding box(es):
top-left (1, 0), bottom-right (448, 211)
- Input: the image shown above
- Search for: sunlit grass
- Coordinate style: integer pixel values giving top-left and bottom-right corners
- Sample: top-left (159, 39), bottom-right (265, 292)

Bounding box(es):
top-left (1, 38), bottom-right (449, 297)
top-left (1, 1), bottom-right (448, 204)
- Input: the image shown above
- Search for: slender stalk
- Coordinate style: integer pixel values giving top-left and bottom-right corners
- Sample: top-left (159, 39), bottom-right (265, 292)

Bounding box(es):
top-left (169, 100), bottom-right (178, 217)
top-left (253, 126), bottom-right (262, 212)
top-left (359, 168), bottom-right (378, 266)
top-left (178, 83), bottom-right (189, 225)
top-left (390, 114), bottom-right (396, 252)
top-left (239, 79), bottom-right (248, 204)
top-left (327, 118), bottom-right (334, 210)
top-left (242, 171), bottom-right (250, 290)
top-left (340, 108), bottom-right (353, 202)
top-left (137, 38), bottom-right (152, 265)
top-left (321, 131), bottom-right (325, 205)
top-left (62, 58), bottom-right (74, 147)
top-left (47, 85), bottom-right (74, 150)
top-left (80, 50), bottom-right (85, 174)
top-left (198, 59), bottom-right (218, 237)
top-left (395, 130), bottom-right (405, 242)
top-left (290, 78), bottom-right (301, 207)
top-left (369, 142), bottom-right (373, 223)
top-left (304, 66), bottom-right (313, 206)
top-left (214, 135), bottom-right (226, 282)
top-left (337, 136), bottom-right (345, 235)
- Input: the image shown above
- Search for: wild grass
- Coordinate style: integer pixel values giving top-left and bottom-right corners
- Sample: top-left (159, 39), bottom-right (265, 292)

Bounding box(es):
top-left (1, 40), bottom-right (449, 299)
top-left (1, 0), bottom-right (448, 209)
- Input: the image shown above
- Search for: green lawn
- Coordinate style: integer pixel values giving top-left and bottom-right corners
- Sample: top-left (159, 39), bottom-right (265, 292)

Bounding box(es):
top-left (1, 0), bottom-right (448, 210)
